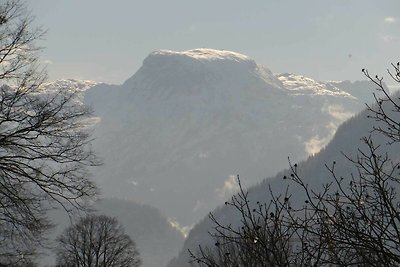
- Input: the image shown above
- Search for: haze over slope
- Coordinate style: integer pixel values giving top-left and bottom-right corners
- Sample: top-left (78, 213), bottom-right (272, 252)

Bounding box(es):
top-left (84, 48), bottom-right (374, 226)
top-left (167, 90), bottom-right (397, 267)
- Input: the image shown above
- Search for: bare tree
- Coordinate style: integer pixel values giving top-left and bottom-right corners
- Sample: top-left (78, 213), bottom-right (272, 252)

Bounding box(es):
top-left (0, 0), bottom-right (98, 264)
top-left (190, 63), bottom-right (400, 266)
top-left (287, 138), bottom-right (400, 266)
top-left (285, 63), bottom-right (400, 266)
top-left (56, 215), bottom-right (141, 267)
top-left (363, 63), bottom-right (400, 143)
top-left (189, 177), bottom-right (321, 267)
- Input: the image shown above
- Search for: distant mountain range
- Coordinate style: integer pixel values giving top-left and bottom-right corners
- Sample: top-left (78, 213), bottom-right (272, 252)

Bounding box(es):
top-left (41, 48), bottom-right (384, 266)
top-left (80, 49), bottom-right (377, 227)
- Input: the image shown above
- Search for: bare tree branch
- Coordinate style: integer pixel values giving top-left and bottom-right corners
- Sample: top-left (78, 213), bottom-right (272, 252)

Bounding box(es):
top-left (0, 1), bottom-right (99, 264)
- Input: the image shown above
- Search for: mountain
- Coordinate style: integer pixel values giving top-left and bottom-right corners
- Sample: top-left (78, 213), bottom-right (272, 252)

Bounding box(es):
top-left (84, 48), bottom-right (376, 227)
top-left (167, 91), bottom-right (398, 267)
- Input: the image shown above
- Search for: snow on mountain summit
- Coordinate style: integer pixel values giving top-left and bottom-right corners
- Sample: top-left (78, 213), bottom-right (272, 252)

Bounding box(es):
top-left (123, 48), bottom-right (284, 90)
top-left (150, 48), bottom-right (253, 63)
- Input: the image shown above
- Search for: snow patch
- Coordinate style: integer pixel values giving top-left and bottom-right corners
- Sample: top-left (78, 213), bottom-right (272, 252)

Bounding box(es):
top-left (277, 73), bottom-right (354, 97)
top-left (41, 79), bottom-right (99, 92)
top-left (150, 48), bottom-right (252, 63)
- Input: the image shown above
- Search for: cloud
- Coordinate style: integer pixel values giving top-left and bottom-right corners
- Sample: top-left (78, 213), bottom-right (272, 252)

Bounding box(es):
top-left (193, 200), bottom-right (205, 212)
top-left (42, 59), bottom-right (53, 65)
top-left (305, 134), bottom-right (332, 155)
top-left (323, 104), bottom-right (353, 121)
top-left (168, 218), bottom-right (192, 238)
top-left (198, 151), bottom-right (209, 159)
top-left (305, 104), bottom-right (354, 155)
top-left (305, 121), bottom-right (337, 155)
top-left (188, 25), bottom-right (197, 32)
top-left (384, 16), bottom-right (397, 24)
top-left (381, 34), bottom-right (400, 43)
top-left (216, 175), bottom-right (239, 198)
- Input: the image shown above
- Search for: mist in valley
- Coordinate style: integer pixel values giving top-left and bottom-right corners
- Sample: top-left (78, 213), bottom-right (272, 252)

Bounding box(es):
top-left (1, 0), bottom-right (399, 266)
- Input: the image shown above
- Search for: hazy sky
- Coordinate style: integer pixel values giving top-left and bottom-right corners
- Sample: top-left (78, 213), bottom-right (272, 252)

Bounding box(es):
top-left (27, 0), bottom-right (400, 86)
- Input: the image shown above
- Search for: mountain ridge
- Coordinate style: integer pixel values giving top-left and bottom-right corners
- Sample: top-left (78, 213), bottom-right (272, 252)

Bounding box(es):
top-left (82, 48), bottom-right (376, 227)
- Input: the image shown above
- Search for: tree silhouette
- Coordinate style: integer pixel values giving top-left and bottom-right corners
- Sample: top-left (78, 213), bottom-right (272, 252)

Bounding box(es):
top-left (0, 0), bottom-right (98, 264)
top-left (56, 215), bottom-right (141, 267)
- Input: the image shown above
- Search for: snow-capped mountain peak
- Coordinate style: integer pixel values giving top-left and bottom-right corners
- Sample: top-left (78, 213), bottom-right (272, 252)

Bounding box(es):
top-left (123, 48), bottom-right (284, 90)
top-left (84, 48), bottom-right (371, 228)
top-left (277, 73), bottom-right (355, 98)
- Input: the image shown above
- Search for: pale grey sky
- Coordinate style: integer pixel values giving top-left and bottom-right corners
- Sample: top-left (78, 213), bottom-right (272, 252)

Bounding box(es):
top-left (28, 0), bottom-right (400, 86)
